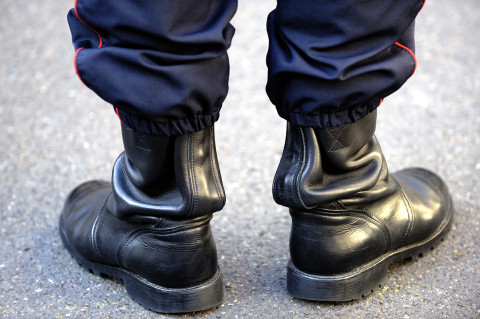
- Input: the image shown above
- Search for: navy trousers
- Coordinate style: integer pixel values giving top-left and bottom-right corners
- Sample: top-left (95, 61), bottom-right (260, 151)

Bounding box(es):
top-left (69, 0), bottom-right (424, 136)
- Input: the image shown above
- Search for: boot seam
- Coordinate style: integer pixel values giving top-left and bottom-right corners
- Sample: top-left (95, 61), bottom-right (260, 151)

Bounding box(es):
top-left (91, 193), bottom-right (112, 264)
top-left (325, 126), bottom-right (346, 152)
top-left (295, 126), bottom-right (308, 209)
top-left (186, 134), bottom-right (199, 217)
top-left (208, 126), bottom-right (224, 210)
top-left (192, 133), bottom-right (199, 216)
top-left (397, 188), bottom-right (415, 249)
top-left (272, 124), bottom-right (291, 202)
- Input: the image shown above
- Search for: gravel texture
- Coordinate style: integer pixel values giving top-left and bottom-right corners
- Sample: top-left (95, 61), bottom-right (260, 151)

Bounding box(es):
top-left (0, 0), bottom-right (479, 318)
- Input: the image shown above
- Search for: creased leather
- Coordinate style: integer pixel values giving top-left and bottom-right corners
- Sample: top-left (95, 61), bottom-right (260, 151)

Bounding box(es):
top-left (273, 110), bottom-right (452, 275)
top-left (111, 124), bottom-right (226, 219)
top-left (60, 124), bottom-right (225, 288)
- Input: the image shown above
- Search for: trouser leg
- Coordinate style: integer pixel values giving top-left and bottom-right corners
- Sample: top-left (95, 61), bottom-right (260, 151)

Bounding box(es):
top-left (68, 0), bottom-right (237, 135)
top-left (266, 0), bottom-right (424, 127)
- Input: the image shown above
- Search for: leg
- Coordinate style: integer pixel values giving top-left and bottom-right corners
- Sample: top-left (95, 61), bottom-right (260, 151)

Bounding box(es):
top-left (267, 0), bottom-right (421, 127)
top-left (267, 0), bottom-right (454, 301)
top-left (60, 0), bottom-right (237, 313)
top-left (68, 0), bottom-right (236, 135)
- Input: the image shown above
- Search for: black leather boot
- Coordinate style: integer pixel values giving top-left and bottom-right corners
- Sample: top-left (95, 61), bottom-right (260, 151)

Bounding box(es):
top-left (59, 124), bottom-right (226, 313)
top-left (273, 110), bottom-right (453, 301)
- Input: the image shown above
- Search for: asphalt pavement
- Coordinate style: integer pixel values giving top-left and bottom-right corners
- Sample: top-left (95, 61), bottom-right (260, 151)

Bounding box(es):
top-left (0, 0), bottom-right (479, 318)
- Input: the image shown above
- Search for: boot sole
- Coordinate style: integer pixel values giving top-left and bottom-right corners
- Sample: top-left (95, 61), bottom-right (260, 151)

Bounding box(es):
top-left (287, 204), bottom-right (454, 302)
top-left (59, 222), bottom-right (224, 313)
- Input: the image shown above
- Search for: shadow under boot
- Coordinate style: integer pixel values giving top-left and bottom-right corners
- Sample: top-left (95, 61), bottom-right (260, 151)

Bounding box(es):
top-left (59, 124), bottom-right (226, 313)
top-left (273, 110), bottom-right (454, 301)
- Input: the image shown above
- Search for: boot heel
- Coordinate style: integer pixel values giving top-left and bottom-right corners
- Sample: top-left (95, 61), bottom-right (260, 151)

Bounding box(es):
top-left (287, 260), bottom-right (387, 302)
top-left (125, 267), bottom-right (224, 313)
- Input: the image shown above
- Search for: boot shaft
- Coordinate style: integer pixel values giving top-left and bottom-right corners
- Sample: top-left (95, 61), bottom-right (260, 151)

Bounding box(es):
top-left (273, 110), bottom-right (384, 210)
top-left (111, 124), bottom-right (226, 220)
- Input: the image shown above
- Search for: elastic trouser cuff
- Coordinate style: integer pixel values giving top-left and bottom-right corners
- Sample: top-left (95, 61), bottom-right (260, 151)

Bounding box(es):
top-left (278, 99), bottom-right (382, 128)
top-left (115, 108), bottom-right (220, 136)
